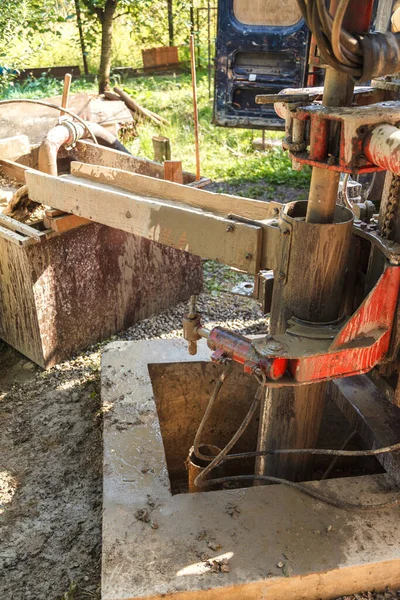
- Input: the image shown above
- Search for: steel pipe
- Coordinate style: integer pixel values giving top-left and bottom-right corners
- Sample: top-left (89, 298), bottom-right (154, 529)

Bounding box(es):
top-left (38, 120), bottom-right (132, 176)
top-left (38, 122), bottom-right (86, 176)
top-left (364, 124), bottom-right (400, 175)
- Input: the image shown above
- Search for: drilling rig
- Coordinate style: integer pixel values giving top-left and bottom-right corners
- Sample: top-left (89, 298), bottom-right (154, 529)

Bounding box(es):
top-left (182, 0), bottom-right (400, 491)
top-left (6, 1), bottom-right (399, 596)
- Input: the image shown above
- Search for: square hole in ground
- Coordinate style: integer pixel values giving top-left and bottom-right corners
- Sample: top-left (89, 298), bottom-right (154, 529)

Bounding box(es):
top-left (148, 362), bottom-right (384, 495)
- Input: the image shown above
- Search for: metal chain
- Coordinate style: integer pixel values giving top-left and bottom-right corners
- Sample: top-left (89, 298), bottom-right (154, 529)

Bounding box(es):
top-left (381, 175), bottom-right (400, 239)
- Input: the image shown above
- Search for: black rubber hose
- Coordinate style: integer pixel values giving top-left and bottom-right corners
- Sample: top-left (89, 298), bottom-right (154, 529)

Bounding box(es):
top-left (87, 122), bottom-right (132, 155)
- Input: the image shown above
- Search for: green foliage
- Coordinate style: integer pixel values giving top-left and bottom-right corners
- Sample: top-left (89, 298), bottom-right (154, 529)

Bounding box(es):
top-left (0, 0), bottom-right (73, 93)
top-left (120, 71), bottom-right (311, 189)
top-left (62, 582), bottom-right (77, 600)
top-left (0, 69), bottom-right (310, 193)
top-left (0, 73), bottom-right (95, 99)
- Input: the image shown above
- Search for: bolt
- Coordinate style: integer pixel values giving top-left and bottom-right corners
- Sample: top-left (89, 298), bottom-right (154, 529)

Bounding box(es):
top-left (273, 207), bottom-right (280, 215)
top-left (282, 229), bottom-right (290, 236)
top-left (278, 271), bottom-right (285, 283)
top-left (226, 224), bottom-right (235, 233)
top-left (126, 211), bottom-right (132, 219)
top-left (268, 342), bottom-right (283, 351)
top-left (354, 154), bottom-right (366, 167)
top-left (245, 253), bottom-right (253, 260)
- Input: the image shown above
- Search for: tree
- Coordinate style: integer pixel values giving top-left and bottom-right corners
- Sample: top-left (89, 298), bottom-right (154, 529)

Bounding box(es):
top-left (167, 0), bottom-right (174, 46)
top-left (74, 0), bottom-right (90, 76)
top-left (0, 0), bottom-right (66, 89)
top-left (80, 0), bottom-right (119, 93)
top-left (79, 0), bottom-right (181, 93)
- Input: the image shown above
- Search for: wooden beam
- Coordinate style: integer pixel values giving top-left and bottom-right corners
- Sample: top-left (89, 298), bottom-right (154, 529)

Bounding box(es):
top-left (0, 159), bottom-right (29, 184)
top-left (67, 139), bottom-right (212, 187)
top-left (329, 375), bottom-right (400, 486)
top-left (0, 214), bottom-right (45, 241)
top-left (0, 225), bottom-right (33, 246)
top-left (70, 161), bottom-right (278, 220)
top-left (43, 213), bottom-right (90, 233)
top-left (164, 160), bottom-right (183, 184)
top-left (25, 170), bottom-right (262, 274)
top-left (0, 135), bottom-right (30, 161)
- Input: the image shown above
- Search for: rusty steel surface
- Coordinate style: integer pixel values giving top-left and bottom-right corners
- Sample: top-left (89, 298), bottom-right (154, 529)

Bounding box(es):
top-left (364, 123), bottom-right (400, 175)
top-left (207, 327), bottom-right (288, 381)
top-left (191, 264), bottom-right (400, 387)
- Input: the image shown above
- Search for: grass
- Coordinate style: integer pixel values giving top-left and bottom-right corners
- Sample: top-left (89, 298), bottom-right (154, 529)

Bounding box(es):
top-left (122, 71), bottom-right (311, 187)
top-left (0, 70), bottom-right (311, 192)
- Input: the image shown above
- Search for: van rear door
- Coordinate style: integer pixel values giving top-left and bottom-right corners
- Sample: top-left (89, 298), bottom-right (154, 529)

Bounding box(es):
top-left (213, 0), bottom-right (310, 130)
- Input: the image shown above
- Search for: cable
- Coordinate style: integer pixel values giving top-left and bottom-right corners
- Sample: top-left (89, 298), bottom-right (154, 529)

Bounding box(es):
top-left (198, 474), bottom-right (400, 511)
top-left (0, 98), bottom-right (98, 144)
top-left (342, 173), bottom-right (354, 212)
top-left (321, 430), bottom-right (357, 481)
top-left (193, 365), bottom-right (231, 463)
top-left (295, 0), bottom-right (400, 81)
top-left (192, 375), bottom-right (400, 510)
top-left (204, 440), bottom-right (400, 461)
top-left (194, 385), bottom-right (263, 487)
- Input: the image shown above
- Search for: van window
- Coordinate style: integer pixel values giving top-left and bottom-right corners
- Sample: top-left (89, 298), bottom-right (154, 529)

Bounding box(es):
top-left (233, 0), bottom-right (302, 27)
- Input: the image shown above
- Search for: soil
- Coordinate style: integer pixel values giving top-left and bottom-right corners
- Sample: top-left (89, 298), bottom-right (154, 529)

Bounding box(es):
top-left (0, 182), bottom-right (398, 600)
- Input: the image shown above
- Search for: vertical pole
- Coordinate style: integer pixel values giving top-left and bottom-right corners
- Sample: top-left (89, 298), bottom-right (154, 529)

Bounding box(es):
top-left (255, 0), bottom-right (374, 482)
top-left (190, 35), bottom-right (201, 181)
top-left (61, 74), bottom-right (72, 117)
top-left (207, 0), bottom-right (212, 98)
top-left (196, 9), bottom-right (200, 68)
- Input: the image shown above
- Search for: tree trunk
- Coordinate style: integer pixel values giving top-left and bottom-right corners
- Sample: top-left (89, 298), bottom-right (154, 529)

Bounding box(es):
top-left (98, 0), bottom-right (117, 94)
top-left (167, 0), bottom-right (174, 46)
top-left (189, 0), bottom-right (195, 35)
top-left (74, 0), bottom-right (89, 76)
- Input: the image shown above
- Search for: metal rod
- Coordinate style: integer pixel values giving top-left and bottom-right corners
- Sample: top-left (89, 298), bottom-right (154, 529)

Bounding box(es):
top-left (306, 0), bottom-right (373, 224)
top-left (190, 34), bottom-right (201, 181)
top-left (255, 0), bottom-right (373, 482)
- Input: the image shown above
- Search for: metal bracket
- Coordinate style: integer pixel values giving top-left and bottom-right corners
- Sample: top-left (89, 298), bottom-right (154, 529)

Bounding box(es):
top-left (353, 222), bottom-right (400, 265)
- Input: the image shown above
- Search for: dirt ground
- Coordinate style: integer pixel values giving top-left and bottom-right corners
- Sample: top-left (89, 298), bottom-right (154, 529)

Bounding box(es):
top-left (0, 182), bottom-right (399, 599)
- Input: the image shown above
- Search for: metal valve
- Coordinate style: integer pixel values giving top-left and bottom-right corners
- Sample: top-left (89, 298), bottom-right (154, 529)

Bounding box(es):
top-left (183, 295), bottom-right (202, 355)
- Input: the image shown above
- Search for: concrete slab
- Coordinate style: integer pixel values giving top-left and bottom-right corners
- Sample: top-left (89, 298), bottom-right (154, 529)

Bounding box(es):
top-left (101, 339), bottom-right (400, 600)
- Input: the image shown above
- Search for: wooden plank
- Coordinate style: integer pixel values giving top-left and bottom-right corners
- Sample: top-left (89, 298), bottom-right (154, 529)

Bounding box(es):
top-left (0, 225), bottom-right (32, 246)
top-left (67, 140), bottom-right (208, 186)
top-left (0, 236), bottom-right (44, 366)
top-left (43, 213), bottom-right (90, 233)
top-left (233, 0), bottom-right (301, 26)
top-left (0, 214), bottom-right (45, 241)
top-left (44, 208), bottom-right (65, 218)
top-left (0, 159), bottom-right (29, 184)
top-left (164, 161), bottom-right (183, 183)
top-left (25, 170), bottom-right (262, 274)
top-left (0, 135), bottom-right (30, 161)
top-left (70, 161), bottom-right (277, 220)
top-left (329, 375), bottom-right (400, 486)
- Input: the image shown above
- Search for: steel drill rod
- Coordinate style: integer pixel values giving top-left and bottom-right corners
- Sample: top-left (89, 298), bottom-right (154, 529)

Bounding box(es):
top-left (256, 0), bottom-right (374, 482)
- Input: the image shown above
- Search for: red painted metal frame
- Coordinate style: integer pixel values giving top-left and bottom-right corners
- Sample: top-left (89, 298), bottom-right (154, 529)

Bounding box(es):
top-left (207, 328), bottom-right (288, 381)
top-left (291, 266), bottom-right (400, 383)
top-left (205, 266), bottom-right (400, 386)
